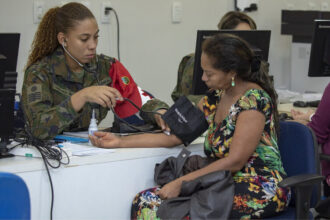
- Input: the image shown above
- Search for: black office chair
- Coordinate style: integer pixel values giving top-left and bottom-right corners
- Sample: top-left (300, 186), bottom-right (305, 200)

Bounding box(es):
top-left (268, 121), bottom-right (324, 219)
top-left (320, 152), bottom-right (330, 196)
top-left (316, 148), bottom-right (330, 218)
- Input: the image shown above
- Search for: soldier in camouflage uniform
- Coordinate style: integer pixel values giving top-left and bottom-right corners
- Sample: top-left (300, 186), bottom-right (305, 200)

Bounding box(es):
top-left (171, 53), bottom-right (203, 105)
top-left (22, 2), bottom-right (168, 140)
top-left (171, 11), bottom-right (259, 105)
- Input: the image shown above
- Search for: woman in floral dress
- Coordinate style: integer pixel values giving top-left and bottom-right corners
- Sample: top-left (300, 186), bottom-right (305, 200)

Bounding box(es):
top-left (89, 34), bottom-right (291, 219)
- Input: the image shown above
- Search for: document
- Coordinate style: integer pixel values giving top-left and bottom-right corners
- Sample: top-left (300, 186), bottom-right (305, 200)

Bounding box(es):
top-left (60, 142), bottom-right (116, 156)
top-left (9, 141), bottom-right (115, 158)
top-left (63, 131), bottom-right (89, 139)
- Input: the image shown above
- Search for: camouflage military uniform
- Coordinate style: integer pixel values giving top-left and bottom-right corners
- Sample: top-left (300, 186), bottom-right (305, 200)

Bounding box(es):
top-left (171, 53), bottom-right (271, 105)
top-left (22, 47), bottom-right (168, 139)
top-left (171, 53), bottom-right (204, 105)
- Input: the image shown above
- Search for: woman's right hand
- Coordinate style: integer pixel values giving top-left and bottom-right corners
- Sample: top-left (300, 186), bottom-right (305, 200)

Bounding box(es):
top-left (71, 86), bottom-right (123, 112)
top-left (81, 86), bottom-right (123, 108)
top-left (89, 131), bottom-right (121, 148)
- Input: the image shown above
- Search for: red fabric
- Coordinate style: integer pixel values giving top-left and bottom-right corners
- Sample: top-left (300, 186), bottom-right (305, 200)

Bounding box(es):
top-left (109, 59), bottom-right (142, 118)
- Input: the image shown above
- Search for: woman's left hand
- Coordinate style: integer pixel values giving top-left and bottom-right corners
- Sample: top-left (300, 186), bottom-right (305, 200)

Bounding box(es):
top-left (291, 109), bottom-right (314, 121)
top-left (89, 131), bottom-right (121, 148)
top-left (154, 109), bottom-right (171, 132)
top-left (155, 179), bottom-right (182, 200)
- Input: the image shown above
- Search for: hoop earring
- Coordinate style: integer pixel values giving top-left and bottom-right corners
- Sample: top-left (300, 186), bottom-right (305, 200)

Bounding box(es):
top-left (231, 77), bottom-right (235, 87)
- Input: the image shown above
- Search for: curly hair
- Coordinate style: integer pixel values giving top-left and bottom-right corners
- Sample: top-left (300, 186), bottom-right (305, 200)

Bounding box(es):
top-left (25, 2), bottom-right (95, 69)
top-left (202, 33), bottom-right (279, 137)
top-left (217, 11), bottom-right (257, 30)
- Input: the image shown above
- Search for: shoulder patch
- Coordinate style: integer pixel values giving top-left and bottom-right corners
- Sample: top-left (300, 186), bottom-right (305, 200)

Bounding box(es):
top-left (27, 84), bottom-right (42, 103)
top-left (121, 76), bottom-right (130, 85)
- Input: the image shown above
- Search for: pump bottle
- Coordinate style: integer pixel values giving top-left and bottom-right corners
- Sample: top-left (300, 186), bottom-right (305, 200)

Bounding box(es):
top-left (88, 109), bottom-right (98, 143)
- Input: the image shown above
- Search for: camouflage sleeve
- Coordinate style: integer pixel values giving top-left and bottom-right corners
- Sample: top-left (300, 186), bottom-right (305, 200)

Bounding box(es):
top-left (171, 54), bottom-right (194, 102)
top-left (186, 94), bottom-right (204, 106)
top-left (21, 68), bottom-right (80, 140)
top-left (171, 53), bottom-right (204, 105)
top-left (140, 98), bottom-right (169, 125)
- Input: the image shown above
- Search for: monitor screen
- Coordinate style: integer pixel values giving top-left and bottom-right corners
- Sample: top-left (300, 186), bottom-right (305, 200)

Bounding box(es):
top-left (0, 89), bottom-right (15, 138)
top-left (0, 33), bottom-right (20, 89)
top-left (192, 30), bottom-right (271, 95)
top-left (308, 20), bottom-right (330, 77)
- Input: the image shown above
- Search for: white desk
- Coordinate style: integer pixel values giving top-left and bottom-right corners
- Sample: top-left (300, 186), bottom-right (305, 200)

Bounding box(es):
top-left (0, 138), bottom-right (204, 220)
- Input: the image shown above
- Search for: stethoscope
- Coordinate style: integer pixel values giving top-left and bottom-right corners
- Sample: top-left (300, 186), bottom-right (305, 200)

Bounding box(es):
top-left (61, 43), bottom-right (101, 113)
top-left (61, 43), bottom-right (100, 84)
top-left (62, 42), bottom-right (162, 133)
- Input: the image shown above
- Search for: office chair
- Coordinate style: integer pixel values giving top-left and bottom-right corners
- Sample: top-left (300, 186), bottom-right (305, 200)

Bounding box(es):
top-left (316, 148), bottom-right (330, 218)
top-left (268, 121), bottom-right (324, 219)
top-left (0, 172), bottom-right (30, 220)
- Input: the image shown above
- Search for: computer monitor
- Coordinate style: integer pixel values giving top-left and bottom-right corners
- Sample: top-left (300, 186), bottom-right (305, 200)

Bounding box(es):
top-left (192, 30), bottom-right (271, 95)
top-left (0, 33), bottom-right (20, 158)
top-left (0, 33), bottom-right (20, 89)
top-left (0, 89), bottom-right (16, 158)
top-left (308, 20), bottom-right (330, 77)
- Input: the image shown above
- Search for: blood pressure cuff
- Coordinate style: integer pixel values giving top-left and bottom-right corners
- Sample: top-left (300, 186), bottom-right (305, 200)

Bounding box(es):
top-left (161, 96), bottom-right (209, 146)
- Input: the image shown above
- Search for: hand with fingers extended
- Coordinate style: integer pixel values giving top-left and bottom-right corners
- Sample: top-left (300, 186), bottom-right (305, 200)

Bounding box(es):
top-left (89, 131), bottom-right (121, 148)
top-left (154, 109), bottom-right (171, 132)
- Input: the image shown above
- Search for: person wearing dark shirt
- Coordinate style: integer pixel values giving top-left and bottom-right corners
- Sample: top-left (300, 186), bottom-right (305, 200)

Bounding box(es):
top-left (291, 82), bottom-right (330, 196)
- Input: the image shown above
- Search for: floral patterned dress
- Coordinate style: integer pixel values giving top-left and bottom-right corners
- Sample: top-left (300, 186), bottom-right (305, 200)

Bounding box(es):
top-left (203, 89), bottom-right (290, 219)
top-left (131, 89), bottom-right (291, 220)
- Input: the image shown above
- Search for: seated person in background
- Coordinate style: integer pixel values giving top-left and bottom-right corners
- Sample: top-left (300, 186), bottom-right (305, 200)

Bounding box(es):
top-left (291, 82), bottom-right (330, 197)
top-left (171, 11), bottom-right (270, 105)
top-left (21, 2), bottom-right (168, 140)
top-left (90, 34), bottom-right (290, 219)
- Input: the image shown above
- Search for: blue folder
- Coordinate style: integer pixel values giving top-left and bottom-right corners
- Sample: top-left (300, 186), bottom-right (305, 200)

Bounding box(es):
top-left (54, 135), bottom-right (89, 143)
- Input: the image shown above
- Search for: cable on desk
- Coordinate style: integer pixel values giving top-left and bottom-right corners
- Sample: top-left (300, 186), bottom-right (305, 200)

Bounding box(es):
top-left (15, 94), bottom-right (70, 220)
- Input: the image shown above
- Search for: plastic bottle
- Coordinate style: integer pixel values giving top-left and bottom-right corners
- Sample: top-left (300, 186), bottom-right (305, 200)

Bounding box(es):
top-left (88, 109), bottom-right (98, 144)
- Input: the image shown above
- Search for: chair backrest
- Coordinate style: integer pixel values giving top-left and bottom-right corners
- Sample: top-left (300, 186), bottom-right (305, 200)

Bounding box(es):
top-left (0, 172), bottom-right (30, 220)
top-left (278, 121), bottom-right (320, 207)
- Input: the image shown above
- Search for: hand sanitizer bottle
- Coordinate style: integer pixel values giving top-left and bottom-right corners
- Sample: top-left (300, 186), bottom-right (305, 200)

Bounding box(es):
top-left (88, 109), bottom-right (98, 144)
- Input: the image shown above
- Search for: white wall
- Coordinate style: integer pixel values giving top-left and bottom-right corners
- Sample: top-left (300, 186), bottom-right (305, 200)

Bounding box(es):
top-left (1, 0), bottom-right (330, 126)
top-left (0, 0), bottom-right (233, 101)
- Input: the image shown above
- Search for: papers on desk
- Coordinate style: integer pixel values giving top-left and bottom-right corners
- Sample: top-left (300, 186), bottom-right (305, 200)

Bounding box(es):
top-left (55, 132), bottom-right (115, 156)
top-left (276, 89), bottom-right (322, 103)
top-left (9, 142), bottom-right (115, 158)
top-left (60, 142), bottom-right (115, 156)
top-left (63, 131), bottom-right (89, 139)
top-left (10, 145), bottom-right (44, 158)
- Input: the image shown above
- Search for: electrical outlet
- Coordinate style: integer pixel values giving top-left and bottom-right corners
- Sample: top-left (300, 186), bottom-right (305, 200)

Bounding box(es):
top-left (33, 1), bottom-right (44, 24)
top-left (60, 1), bottom-right (68, 6)
top-left (101, 1), bottom-right (112, 24)
top-left (286, 3), bottom-right (294, 10)
top-left (172, 1), bottom-right (183, 23)
top-left (321, 1), bottom-right (329, 11)
top-left (308, 1), bottom-right (316, 10)
top-left (81, 1), bottom-right (90, 8)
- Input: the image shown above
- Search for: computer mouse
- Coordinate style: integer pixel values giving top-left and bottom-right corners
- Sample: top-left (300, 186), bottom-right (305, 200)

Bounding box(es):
top-left (293, 101), bottom-right (308, 107)
top-left (306, 100), bottom-right (320, 108)
top-left (279, 113), bottom-right (293, 121)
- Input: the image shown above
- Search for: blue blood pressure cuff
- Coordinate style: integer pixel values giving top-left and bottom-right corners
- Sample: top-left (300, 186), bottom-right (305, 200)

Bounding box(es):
top-left (161, 96), bottom-right (208, 146)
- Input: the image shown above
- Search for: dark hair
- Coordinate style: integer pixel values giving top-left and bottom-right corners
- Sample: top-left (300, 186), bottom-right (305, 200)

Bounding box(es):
top-left (217, 11), bottom-right (257, 30)
top-left (202, 33), bottom-right (279, 136)
top-left (26, 2), bottom-right (95, 68)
